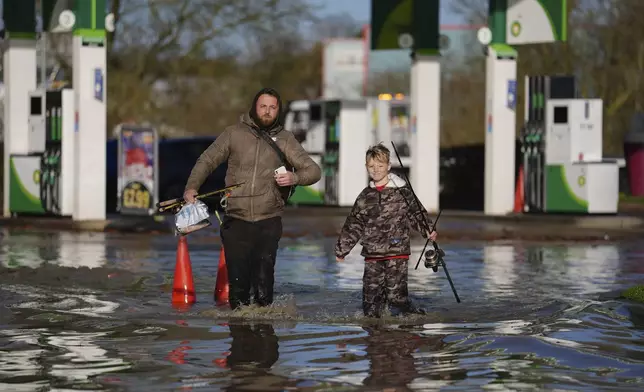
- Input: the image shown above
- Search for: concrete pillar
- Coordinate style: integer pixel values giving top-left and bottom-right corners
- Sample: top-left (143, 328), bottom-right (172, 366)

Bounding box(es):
top-left (71, 0), bottom-right (107, 221)
top-left (2, 0), bottom-right (37, 217)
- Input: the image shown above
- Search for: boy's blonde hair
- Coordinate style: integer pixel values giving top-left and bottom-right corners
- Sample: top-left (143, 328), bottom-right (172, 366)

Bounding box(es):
top-left (365, 143), bottom-right (390, 164)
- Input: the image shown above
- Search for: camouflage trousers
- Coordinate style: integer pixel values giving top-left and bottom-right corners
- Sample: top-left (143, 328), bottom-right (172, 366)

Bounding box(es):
top-left (362, 258), bottom-right (414, 318)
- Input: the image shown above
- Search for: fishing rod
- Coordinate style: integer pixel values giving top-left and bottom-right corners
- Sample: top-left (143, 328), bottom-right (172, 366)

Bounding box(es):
top-left (411, 207), bottom-right (461, 303)
top-left (414, 208), bottom-right (442, 270)
top-left (390, 142), bottom-right (461, 303)
top-left (387, 142), bottom-right (438, 269)
top-left (423, 239), bottom-right (460, 303)
top-left (156, 182), bottom-right (245, 213)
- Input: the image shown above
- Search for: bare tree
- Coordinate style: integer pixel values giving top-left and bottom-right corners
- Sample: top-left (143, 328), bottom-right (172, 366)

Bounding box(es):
top-left (448, 0), bottom-right (487, 24)
top-left (311, 13), bottom-right (364, 40)
top-left (103, 0), bottom-right (317, 133)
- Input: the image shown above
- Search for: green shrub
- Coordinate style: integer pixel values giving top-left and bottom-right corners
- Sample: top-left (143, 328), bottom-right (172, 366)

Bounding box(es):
top-left (622, 285), bottom-right (644, 303)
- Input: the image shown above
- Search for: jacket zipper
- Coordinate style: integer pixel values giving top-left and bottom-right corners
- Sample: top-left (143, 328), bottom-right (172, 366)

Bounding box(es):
top-left (250, 137), bottom-right (260, 221)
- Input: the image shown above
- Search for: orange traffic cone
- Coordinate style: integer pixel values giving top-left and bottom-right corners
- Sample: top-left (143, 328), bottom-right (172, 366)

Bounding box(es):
top-left (172, 235), bottom-right (196, 308)
top-left (513, 164), bottom-right (525, 213)
top-left (214, 248), bottom-right (229, 305)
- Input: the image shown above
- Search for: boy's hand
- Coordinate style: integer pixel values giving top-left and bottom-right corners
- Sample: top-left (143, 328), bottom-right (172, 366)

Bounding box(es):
top-left (427, 230), bottom-right (438, 241)
top-left (336, 257), bottom-right (344, 262)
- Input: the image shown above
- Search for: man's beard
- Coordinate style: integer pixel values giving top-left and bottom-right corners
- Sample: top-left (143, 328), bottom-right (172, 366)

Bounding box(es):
top-left (258, 115), bottom-right (275, 127)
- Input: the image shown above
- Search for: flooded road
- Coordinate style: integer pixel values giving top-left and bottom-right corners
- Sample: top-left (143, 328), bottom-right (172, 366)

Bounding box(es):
top-left (1, 225), bottom-right (644, 391)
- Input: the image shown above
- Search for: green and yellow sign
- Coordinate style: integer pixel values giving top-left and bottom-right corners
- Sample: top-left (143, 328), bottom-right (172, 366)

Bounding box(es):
top-left (41, 0), bottom-right (106, 45)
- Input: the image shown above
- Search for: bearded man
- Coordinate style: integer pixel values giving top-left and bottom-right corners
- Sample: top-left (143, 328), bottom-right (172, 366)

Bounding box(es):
top-left (183, 88), bottom-right (322, 310)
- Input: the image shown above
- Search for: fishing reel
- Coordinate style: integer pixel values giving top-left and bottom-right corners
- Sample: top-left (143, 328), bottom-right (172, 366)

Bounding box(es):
top-left (424, 240), bottom-right (445, 272)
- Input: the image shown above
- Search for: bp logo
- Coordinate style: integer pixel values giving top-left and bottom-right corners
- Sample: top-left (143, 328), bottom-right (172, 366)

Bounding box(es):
top-left (511, 21), bottom-right (521, 37)
top-left (33, 169), bottom-right (41, 184)
top-left (577, 175), bottom-right (586, 187)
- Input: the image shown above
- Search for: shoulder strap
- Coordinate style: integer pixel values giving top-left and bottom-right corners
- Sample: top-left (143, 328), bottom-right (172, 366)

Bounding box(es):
top-left (257, 130), bottom-right (293, 169)
top-left (256, 129), bottom-right (296, 202)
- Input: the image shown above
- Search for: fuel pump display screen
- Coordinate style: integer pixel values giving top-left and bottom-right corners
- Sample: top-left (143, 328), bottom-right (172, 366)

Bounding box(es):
top-left (553, 106), bottom-right (568, 124)
top-left (30, 97), bottom-right (42, 115)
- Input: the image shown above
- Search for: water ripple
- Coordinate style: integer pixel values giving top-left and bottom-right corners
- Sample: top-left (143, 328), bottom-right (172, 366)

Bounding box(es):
top-left (0, 328), bottom-right (132, 391)
top-left (1, 230), bottom-right (644, 390)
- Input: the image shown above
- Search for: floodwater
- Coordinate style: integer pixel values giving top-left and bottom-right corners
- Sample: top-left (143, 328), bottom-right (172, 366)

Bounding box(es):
top-left (1, 221), bottom-right (644, 391)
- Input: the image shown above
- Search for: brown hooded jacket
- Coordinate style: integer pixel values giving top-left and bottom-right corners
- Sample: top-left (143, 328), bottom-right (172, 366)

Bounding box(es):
top-left (185, 88), bottom-right (321, 222)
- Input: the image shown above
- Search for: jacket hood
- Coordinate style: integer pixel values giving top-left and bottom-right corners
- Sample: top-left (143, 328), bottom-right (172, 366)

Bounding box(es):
top-left (369, 173), bottom-right (406, 188)
top-left (248, 87), bottom-right (283, 132)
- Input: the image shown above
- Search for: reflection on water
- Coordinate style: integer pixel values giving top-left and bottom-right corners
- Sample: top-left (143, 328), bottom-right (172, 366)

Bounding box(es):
top-left (1, 228), bottom-right (644, 390)
top-left (75, 309), bottom-right (642, 391)
top-left (362, 326), bottom-right (443, 390)
top-left (1, 232), bottom-right (108, 270)
top-left (13, 285), bottom-right (120, 318)
top-left (223, 324), bottom-right (285, 391)
top-left (541, 245), bottom-right (622, 295)
top-left (0, 312), bottom-right (642, 391)
top-left (0, 328), bottom-right (131, 391)
top-left (480, 244), bottom-right (623, 299)
top-left (482, 245), bottom-right (518, 297)
top-left (227, 324), bottom-right (279, 369)
top-left (56, 232), bottom-right (108, 269)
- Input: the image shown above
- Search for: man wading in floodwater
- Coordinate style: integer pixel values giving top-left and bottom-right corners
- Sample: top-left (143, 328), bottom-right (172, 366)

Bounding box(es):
top-left (183, 88), bottom-right (321, 310)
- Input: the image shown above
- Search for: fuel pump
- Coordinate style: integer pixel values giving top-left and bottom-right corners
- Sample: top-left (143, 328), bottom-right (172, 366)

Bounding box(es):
top-left (9, 88), bottom-right (75, 216)
top-left (322, 100), bottom-right (340, 205)
top-left (284, 99), bottom-right (369, 206)
top-left (40, 90), bottom-right (65, 215)
top-left (522, 75), bottom-right (576, 212)
top-left (521, 75), bottom-right (619, 214)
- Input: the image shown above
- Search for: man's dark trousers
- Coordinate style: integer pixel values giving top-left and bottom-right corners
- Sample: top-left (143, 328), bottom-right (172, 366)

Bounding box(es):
top-left (220, 215), bottom-right (282, 309)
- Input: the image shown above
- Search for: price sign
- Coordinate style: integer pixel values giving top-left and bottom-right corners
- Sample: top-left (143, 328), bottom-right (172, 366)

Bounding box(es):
top-left (117, 124), bottom-right (159, 215)
top-left (121, 181), bottom-right (152, 210)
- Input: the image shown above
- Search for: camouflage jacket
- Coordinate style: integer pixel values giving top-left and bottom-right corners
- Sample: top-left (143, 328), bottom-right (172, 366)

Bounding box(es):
top-left (184, 113), bottom-right (321, 222)
top-left (335, 173), bottom-right (433, 259)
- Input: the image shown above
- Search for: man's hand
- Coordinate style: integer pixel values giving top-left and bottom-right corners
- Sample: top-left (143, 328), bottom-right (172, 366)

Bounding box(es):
top-left (275, 172), bottom-right (297, 187)
top-left (336, 257), bottom-right (344, 262)
top-left (426, 230), bottom-right (438, 241)
top-left (183, 189), bottom-right (198, 204)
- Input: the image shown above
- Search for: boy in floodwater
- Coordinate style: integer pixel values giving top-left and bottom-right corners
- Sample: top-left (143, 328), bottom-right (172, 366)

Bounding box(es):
top-left (335, 143), bottom-right (438, 318)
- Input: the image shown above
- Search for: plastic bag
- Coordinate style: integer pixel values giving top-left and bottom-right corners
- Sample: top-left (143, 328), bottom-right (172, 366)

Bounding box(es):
top-left (174, 200), bottom-right (211, 235)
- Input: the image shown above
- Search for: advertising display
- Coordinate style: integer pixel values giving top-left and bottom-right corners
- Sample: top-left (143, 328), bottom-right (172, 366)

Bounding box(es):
top-left (117, 125), bottom-right (159, 215)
